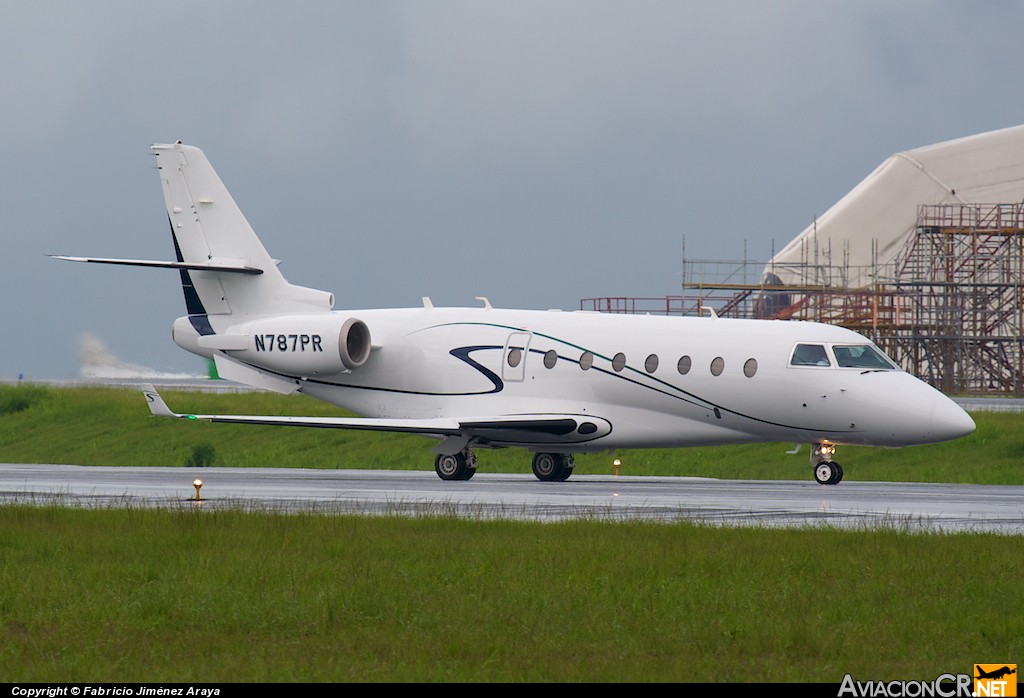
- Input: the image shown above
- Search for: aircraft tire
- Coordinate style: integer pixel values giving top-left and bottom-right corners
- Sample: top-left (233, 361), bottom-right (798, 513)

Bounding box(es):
top-left (813, 461), bottom-right (836, 485)
top-left (554, 454), bottom-right (575, 481)
top-left (533, 453), bottom-right (573, 482)
top-left (435, 452), bottom-right (469, 481)
top-left (532, 453), bottom-right (561, 481)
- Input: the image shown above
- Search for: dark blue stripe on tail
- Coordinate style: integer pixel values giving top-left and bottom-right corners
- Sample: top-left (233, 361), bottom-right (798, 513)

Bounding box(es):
top-left (169, 217), bottom-right (206, 316)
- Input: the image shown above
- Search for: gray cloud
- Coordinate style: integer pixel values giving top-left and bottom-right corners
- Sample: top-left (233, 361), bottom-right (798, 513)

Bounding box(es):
top-left (5, 1), bottom-right (1024, 379)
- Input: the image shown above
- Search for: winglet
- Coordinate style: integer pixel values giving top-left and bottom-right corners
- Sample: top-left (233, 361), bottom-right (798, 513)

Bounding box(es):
top-left (142, 384), bottom-right (178, 418)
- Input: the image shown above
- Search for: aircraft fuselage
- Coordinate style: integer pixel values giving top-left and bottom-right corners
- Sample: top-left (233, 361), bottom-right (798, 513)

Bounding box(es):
top-left (175, 305), bottom-right (974, 453)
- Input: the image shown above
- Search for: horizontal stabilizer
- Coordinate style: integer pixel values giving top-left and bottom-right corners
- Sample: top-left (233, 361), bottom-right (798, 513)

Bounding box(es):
top-left (50, 255), bottom-right (263, 275)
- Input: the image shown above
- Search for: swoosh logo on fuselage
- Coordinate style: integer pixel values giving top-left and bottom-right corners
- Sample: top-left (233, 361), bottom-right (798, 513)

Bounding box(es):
top-left (288, 321), bottom-right (861, 436)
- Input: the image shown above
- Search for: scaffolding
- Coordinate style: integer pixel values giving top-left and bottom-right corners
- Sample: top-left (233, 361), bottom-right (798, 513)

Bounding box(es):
top-left (579, 203), bottom-right (1024, 395)
top-left (886, 204), bottom-right (1024, 394)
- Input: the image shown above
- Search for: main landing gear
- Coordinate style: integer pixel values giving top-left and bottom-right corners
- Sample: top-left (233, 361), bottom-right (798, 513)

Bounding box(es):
top-left (434, 449), bottom-right (575, 482)
top-left (531, 452), bottom-right (574, 482)
top-left (434, 449), bottom-right (478, 481)
top-left (811, 442), bottom-right (844, 485)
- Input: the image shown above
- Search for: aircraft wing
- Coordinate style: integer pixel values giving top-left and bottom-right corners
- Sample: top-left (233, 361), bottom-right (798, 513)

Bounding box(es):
top-left (142, 386), bottom-right (611, 451)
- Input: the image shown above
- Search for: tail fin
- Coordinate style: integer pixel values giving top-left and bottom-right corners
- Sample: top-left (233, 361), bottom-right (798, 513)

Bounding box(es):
top-left (152, 142), bottom-right (333, 317)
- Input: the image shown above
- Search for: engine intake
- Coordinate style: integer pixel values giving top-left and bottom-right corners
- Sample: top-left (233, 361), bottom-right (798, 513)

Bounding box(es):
top-left (338, 317), bottom-right (371, 370)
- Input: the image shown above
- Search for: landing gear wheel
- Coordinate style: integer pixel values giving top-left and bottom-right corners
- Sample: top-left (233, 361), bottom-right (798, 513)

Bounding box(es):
top-left (555, 453), bottom-right (574, 482)
top-left (532, 453), bottom-right (574, 482)
top-left (813, 460), bottom-right (843, 485)
top-left (435, 449), bottom-right (477, 481)
top-left (435, 453), bottom-right (466, 480)
top-left (532, 453), bottom-right (558, 481)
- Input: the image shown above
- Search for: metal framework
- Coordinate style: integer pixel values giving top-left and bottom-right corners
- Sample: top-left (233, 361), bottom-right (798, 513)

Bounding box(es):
top-left (885, 204), bottom-right (1024, 394)
top-left (580, 203), bottom-right (1024, 395)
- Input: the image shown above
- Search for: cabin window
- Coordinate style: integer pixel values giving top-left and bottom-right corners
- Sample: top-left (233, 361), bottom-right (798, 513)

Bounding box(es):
top-left (677, 355), bottom-right (692, 375)
top-left (790, 343), bottom-right (830, 367)
top-left (612, 352), bottom-right (627, 372)
top-left (743, 358), bottom-right (758, 377)
top-left (543, 350), bottom-right (558, 369)
top-left (507, 347), bottom-right (522, 368)
top-left (710, 356), bottom-right (725, 376)
top-left (833, 344), bottom-right (898, 370)
top-left (645, 354), bottom-right (659, 373)
top-left (579, 351), bottom-right (593, 370)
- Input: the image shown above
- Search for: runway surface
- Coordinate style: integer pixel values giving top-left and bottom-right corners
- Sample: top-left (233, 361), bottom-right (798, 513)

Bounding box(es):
top-left (2, 463), bottom-right (1022, 534)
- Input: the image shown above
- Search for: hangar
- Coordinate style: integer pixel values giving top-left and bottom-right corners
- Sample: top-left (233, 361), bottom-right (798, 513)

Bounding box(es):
top-left (583, 124), bottom-right (1024, 395)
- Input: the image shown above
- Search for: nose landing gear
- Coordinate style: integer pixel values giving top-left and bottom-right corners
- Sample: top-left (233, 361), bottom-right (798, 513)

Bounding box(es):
top-left (812, 443), bottom-right (843, 485)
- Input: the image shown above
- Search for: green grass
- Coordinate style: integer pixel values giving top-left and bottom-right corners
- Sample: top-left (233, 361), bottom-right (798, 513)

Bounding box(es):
top-left (1, 385), bottom-right (1022, 682)
top-left (0, 506), bottom-right (1019, 683)
top-left (0, 384), bottom-right (1020, 484)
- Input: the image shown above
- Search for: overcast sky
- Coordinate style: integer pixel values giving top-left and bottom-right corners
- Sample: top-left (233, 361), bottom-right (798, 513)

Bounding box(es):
top-left (5, 1), bottom-right (1024, 379)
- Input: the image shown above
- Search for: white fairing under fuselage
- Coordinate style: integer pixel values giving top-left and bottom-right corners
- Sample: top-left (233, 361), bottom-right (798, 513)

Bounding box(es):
top-left (175, 305), bottom-right (975, 453)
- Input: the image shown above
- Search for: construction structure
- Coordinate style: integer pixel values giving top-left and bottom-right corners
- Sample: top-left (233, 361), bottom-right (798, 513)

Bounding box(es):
top-left (887, 203), bottom-right (1024, 394)
top-left (581, 125), bottom-right (1024, 395)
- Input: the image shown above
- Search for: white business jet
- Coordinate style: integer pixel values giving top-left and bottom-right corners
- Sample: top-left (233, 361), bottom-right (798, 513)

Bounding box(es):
top-left (55, 142), bottom-right (976, 484)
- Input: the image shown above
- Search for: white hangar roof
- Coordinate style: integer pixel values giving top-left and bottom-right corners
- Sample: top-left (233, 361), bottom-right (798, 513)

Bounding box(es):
top-left (765, 124), bottom-right (1024, 287)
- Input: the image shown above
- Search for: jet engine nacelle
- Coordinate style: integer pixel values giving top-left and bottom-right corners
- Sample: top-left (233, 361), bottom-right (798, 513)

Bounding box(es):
top-left (173, 314), bottom-right (373, 376)
top-left (237, 315), bottom-right (371, 376)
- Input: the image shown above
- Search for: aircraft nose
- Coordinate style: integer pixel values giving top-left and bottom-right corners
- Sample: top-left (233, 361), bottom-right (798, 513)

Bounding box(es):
top-left (929, 398), bottom-right (976, 442)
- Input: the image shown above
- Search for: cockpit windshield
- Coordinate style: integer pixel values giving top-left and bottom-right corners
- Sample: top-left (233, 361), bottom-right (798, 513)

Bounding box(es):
top-left (790, 343), bottom-right (899, 370)
top-left (790, 344), bottom-right (831, 367)
top-left (832, 344), bottom-right (898, 370)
